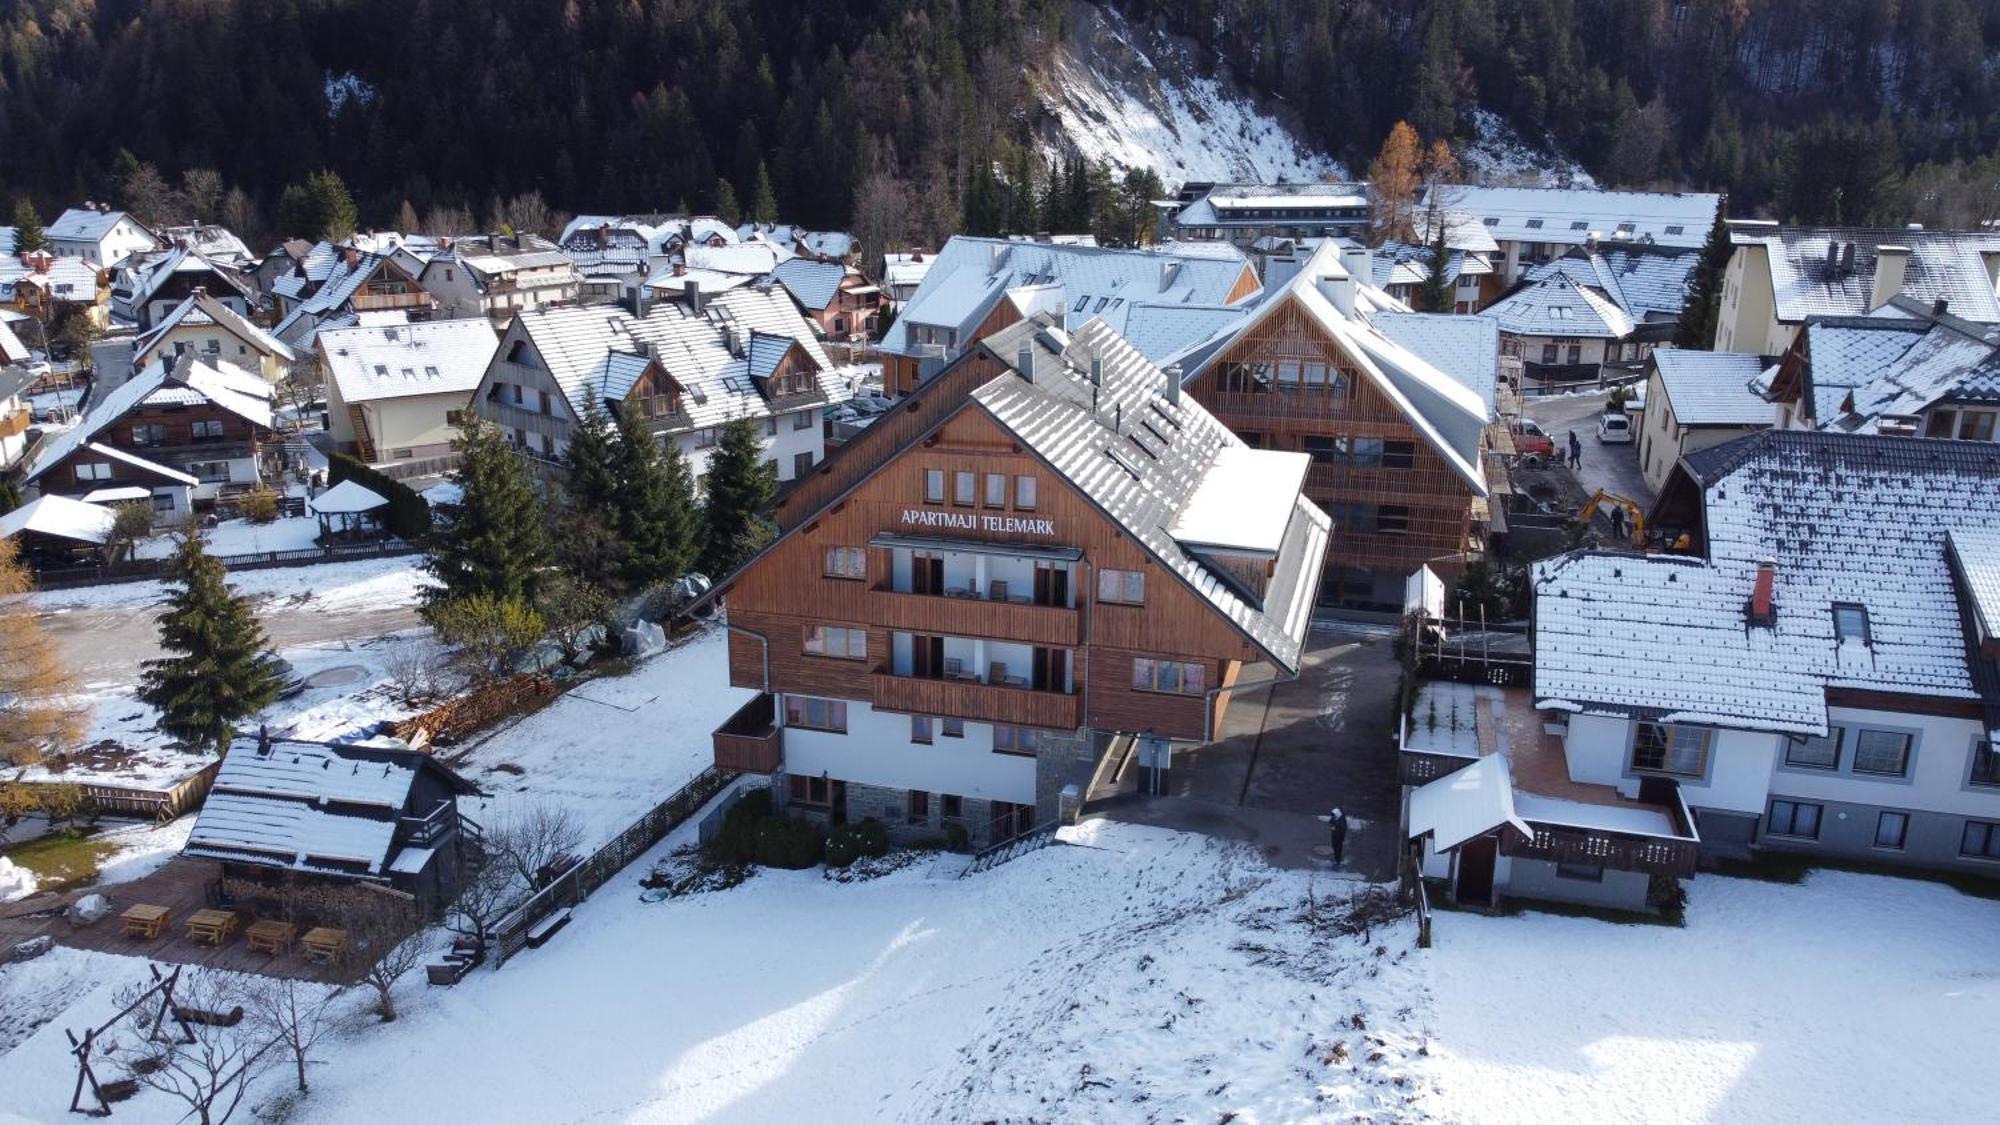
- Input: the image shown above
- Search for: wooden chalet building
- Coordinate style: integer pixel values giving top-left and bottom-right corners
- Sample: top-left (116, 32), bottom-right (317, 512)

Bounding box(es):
top-left (710, 318), bottom-right (1329, 848)
top-left (273, 248), bottom-right (437, 350)
top-left (1181, 242), bottom-right (1491, 609)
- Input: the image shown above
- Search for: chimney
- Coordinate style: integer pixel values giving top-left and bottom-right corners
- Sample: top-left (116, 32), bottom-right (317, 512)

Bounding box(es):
top-left (1825, 241), bottom-right (1841, 274)
top-left (1089, 353), bottom-right (1103, 386)
top-left (1749, 558), bottom-right (1778, 626)
top-left (256, 723), bottom-right (272, 756)
top-left (1933, 298), bottom-right (1950, 317)
top-left (725, 325), bottom-right (744, 356)
top-left (1869, 245), bottom-right (1910, 311)
top-left (634, 283), bottom-right (652, 319)
top-left (1016, 341), bottom-right (1035, 381)
top-left (1320, 270), bottom-right (1357, 319)
top-left (1840, 241), bottom-right (1856, 275)
top-left (1906, 222), bottom-right (1924, 232)
top-left (687, 278), bottom-right (703, 315)
top-left (1160, 260), bottom-right (1181, 291)
top-left (673, 261), bottom-right (687, 277)
top-left (343, 247), bottom-right (359, 269)
top-left (1164, 363), bottom-right (1182, 405)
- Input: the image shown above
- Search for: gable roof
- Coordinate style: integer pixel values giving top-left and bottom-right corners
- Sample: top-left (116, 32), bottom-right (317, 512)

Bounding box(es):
top-left (273, 250), bottom-right (426, 347)
top-left (133, 290), bottom-right (297, 366)
top-left (1525, 246), bottom-right (1699, 320)
top-left (46, 207), bottom-right (151, 245)
top-left (1651, 350), bottom-right (1771, 426)
top-left (118, 246), bottom-right (253, 311)
top-left (768, 257), bottom-right (850, 311)
top-left (1372, 312), bottom-right (1500, 417)
top-left (1735, 223), bottom-right (2000, 324)
top-left (19, 354), bottom-right (273, 483)
top-left (1439, 186), bottom-right (1720, 251)
top-left (0, 493), bottom-right (118, 545)
top-left (320, 318), bottom-right (498, 404)
top-left (1536, 430), bottom-right (2000, 734)
top-left (1479, 271), bottom-right (1634, 339)
top-left (0, 317), bottom-right (26, 365)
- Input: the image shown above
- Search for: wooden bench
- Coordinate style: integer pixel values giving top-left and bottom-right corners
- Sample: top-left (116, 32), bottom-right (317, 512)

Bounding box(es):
top-left (245, 919), bottom-right (296, 955)
top-left (300, 926), bottom-right (348, 963)
top-left (120, 904), bottom-right (171, 941)
top-left (524, 908), bottom-right (572, 949)
top-left (185, 909), bottom-right (238, 946)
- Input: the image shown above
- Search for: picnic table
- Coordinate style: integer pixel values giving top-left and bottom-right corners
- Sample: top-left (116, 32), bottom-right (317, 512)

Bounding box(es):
top-left (245, 919), bottom-right (296, 955)
top-left (300, 926), bottom-right (348, 963)
top-left (120, 904), bottom-right (171, 941)
top-left (185, 909), bottom-right (238, 946)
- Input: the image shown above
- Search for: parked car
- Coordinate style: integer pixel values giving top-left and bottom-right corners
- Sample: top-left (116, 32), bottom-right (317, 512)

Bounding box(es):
top-left (1512, 418), bottom-right (1555, 458)
top-left (1597, 411), bottom-right (1634, 444)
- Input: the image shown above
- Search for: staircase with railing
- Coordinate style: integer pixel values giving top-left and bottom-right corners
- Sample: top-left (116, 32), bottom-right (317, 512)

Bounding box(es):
top-left (959, 821), bottom-right (1061, 878)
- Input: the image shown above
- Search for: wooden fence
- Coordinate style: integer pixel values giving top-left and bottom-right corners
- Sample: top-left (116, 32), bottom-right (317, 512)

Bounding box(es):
top-left (491, 765), bottom-right (733, 967)
top-left (31, 540), bottom-right (418, 590)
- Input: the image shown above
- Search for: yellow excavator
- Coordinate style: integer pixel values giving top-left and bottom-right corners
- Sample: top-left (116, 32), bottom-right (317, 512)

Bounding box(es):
top-left (1577, 490), bottom-right (1647, 548)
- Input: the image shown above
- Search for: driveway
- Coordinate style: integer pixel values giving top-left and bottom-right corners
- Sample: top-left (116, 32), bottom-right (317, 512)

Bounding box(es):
top-left (1516, 388), bottom-right (1654, 505)
top-left (1088, 621), bottom-right (1406, 882)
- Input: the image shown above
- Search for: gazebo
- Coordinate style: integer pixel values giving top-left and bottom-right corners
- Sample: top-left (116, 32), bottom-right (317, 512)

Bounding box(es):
top-left (308, 479), bottom-right (389, 541)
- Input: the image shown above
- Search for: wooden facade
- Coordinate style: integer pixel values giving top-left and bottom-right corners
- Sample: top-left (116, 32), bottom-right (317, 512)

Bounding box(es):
top-left (723, 403), bottom-right (1271, 748)
top-left (39, 395), bottom-right (269, 495)
top-left (1186, 294), bottom-right (1481, 608)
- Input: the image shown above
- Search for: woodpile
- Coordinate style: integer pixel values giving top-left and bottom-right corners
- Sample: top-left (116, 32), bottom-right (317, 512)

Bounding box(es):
top-left (390, 673), bottom-right (557, 750)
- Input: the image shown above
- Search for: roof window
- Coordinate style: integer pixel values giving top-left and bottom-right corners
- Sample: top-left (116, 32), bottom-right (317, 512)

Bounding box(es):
top-left (1482, 217), bottom-right (1498, 226)
top-left (1105, 448), bottom-right (1142, 481)
top-left (1525, 219), bottom-right (1544, 229)
top-left (1665, 225), bottom-right (1685, 235)
top-left (1616, 222), bottom-right (1636, 234)
top-left (1570, 221), bottom-right (1588, 230)
top-left (1833, 602), bottom-right (1870, 645)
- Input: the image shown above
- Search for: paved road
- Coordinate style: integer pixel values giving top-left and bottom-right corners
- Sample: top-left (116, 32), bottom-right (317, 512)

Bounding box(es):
top-left (1515, 388), bottom-right (1654, 505)
top-left (36, 596), bottom-right (422, 685)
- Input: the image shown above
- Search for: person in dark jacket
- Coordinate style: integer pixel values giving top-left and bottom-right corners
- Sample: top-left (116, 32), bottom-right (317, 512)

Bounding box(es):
top-left (1567, 430), bottom-right (1582, 469)
top-left (1329, 807), bottom-right (1348, 865)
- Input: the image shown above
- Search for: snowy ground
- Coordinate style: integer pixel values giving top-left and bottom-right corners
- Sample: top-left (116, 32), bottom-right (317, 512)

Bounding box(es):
top-left (1456, 107), bottom-right (1597, 189)
top-left (130, 514), bottom-right (325, 560)
top-left (19, 552), bottom-right (429, 615)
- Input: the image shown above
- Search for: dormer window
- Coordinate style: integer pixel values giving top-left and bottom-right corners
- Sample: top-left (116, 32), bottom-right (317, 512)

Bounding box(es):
top-left (1832, 603), bottom-right (1870, 645)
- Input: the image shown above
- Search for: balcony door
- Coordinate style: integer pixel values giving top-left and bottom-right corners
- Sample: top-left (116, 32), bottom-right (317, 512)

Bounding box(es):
top-left (910, 634), bottom-right (946, 679)
top-left (1033, 562), bottom-right (1068, 607)
top-left (1031, 647), bottom-right (1068, 692)
top-left (911, 551), bottom-right (945, 596)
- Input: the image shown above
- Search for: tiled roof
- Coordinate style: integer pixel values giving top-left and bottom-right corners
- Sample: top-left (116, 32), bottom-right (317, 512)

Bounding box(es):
top-left (46, 207), bottom-right (144, 244)
top-left (1948, 528), bottom-right (2000, 645)
top-left (1740, 224), bottom-right (2000, 324)
top-left (1118, 303), bottom-right (1253, 369)
top-left (1477, 271), bottom-right (1633, 339)
top-left (20, 354), bottom-right (272, 483)
top-left (320, 318), bottom-right (499, 404)
top-left (133, 291), bottom-right (296, 366)
top-left (768, 257), bottom-right (849, 311)
top-left (1525, 247), bottom-right (1699, 320)
top-left (1438, 186), bottom-right (1719, 250)
top-left (973, 318), bottom-right (1329, 672)
top-left (1537, 430), bottom-right (2000, 734)
top-left (1651, 350), bottom-right (1770, 426)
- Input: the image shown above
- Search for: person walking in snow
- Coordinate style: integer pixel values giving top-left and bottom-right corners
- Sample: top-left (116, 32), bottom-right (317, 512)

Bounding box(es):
top-left (1329, 807), bottom-right (1349, 866)
top-left (1567, 430), bottom-right (1582, 470)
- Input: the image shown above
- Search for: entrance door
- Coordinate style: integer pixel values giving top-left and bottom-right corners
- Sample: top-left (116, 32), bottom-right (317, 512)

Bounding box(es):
top-left (911, 634), bottom-right (946, 679)
top-left (1455, 835), bottom-right (1498, 907)
top-left (830, 780), bottom-right (849, 827)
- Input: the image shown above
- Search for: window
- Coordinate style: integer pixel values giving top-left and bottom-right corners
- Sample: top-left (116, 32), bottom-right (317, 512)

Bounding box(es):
top-left (1554, 862), bottom-right (1604, 882)
top-left (1832, 603), bottom-right (1870, 645)
top-left (150, 493), bottom-right (174, 513)
top-left (189, 461), bottom-right (231, 483)
top-left (1132, 657), bottom-right (1207, 696)
top-left (793, 451), bottom-right (815, 478)
top-left (1960, 410), bottom-right (1996, 442)
top-left (392, 448), bottom-right (414, 460)
top-left (764, 415), bottom-right (778, 437)
top-left (941, 794), bottom-right (963, 820)
top-left (1926, 409), bottom-right (1957, 438)
top-left (1525, 218), bottom-right (1544, 229)
top-left (823, 546), bottom-right (866, 580)
top-left (1768, 799), bottom-right (1822, 839)
top-left (803, 625), bottom-right (867, 660)
top-left (1302, 436), bottom-right (1340, 464)
top-left (953, 471), bottom-right (976, 506)
top-left (1632, 722), bottom-right (1711, 777)
top-left (1566, 343), bottom-right (1582, 365)
top-left (1015, 475), bottom-right (1038, 510)
top-left (1785, 729), bottom-right (1842, 770)
top-left (447, 409), bottom-right (466, 426)
top-left (1375, 505), bottom-right (1409, 535)
top-left (907, 790), bottom-right (930, 824)
top-left (75, 462), bottom-right (113, 482)
top-left (1853, 730), bottom-right (1912, 776)
top-left (1569, 220), bottom-right (1589, 231)
top-left (784, 695), bottom-right (847, 732)
top-left (941, 718), bottom-right (964, 738)
top-left (926, 469), bottom-right (946, 503)
top-left (993, 725), bottom-right (1044, 756)
top-left (911, 716), bottom-right (933, 744)
top-left (794, 409), bottom-right (814, 431)
top-left (1098, 568), bottom-right (1145, 605)
top-left (695, 427), bottom-right (719, 448)
top-left (191, 419), bottom-right (224, 440)
top-left (1541, 343), bottom-right (1558, 364)
top-left (1343, 437), bottom-right (1384, 467)
top-left (130, 423), bottom-right (166, 445)
top-left (1875, 811), bottom-right (1909, 850)
top-left (1665, 225), bottom-right (1685, 236)
top-left (1962, 820), bottom-right (2000, 859)
top-left (1380, 440), bottom-right (1415, 469)
top-left (1971, 741), bottom-right (2000, 787)
top-left (789, 774), bottom-right (832, 806)
top-left (985, 473), bottom-right (1007, 507)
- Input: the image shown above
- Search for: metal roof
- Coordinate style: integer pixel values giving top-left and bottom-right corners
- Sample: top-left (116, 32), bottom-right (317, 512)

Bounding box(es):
top-left (320, 318), bottom-right (499, 403)
top-left (1651, 350), bottom-right (1771, 426)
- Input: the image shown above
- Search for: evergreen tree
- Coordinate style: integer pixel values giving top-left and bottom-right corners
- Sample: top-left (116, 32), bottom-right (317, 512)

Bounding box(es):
top-left (699, 416), bottom-right (777, 577)
top-left (424, 418), bottom-right (550, 615)
top-left (9, 199), bottom-right (46, 253)
top-left (552, 404), bottom-right (626, 580)
top-left (612, 407), bottom-right (700, 588)
top-left (279, 171), bottom-right (359, 242)
top-left (1676, 205), bottom-right (1733, 350)
top-left (1417, 200), bottom-right (1455, 313)
top-left (138, 534), bottom-right (279, 753)
top-left (750, 163), bottom-right (779, 225)
top-left (715, 178), bottom-right (741, 225)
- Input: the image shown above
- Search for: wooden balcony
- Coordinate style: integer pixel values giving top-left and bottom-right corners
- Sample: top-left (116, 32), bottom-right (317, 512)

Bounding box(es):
top-left (1500, 822), bottom-right (1700, 877)
top-left (871, 672), bottom-right (1080, 730)
top-left (869, 588), bottom-right (1079, 648)
top-left (1398, 749), bottom-right (1477, 787)
top-left (1202, 387), bottom-right (1353, 424)
top-left (350, 289), bottom-right (437, 313)
top-left (713, 693), bottom-right (782, 774)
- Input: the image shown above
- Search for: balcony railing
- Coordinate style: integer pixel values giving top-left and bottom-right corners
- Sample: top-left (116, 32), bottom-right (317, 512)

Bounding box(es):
top-left (1398, 749), bottom-right (1477, 786)
top-left (399, 801), bottom-right (460, 848)
top-left (713, 693), bottom-right (782, 774)
top-left (872, 672), bottom-right (1080, 730)
top-left (1500, 822), bottom-right (1700, 877)
top-left (870, 588), bottom-right (1079, 648)
top-left (350, 289), bottom-right (436, 312)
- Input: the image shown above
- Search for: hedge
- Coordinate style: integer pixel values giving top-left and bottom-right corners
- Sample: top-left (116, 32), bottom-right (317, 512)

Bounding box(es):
top-left (328, 452), bottom-right (433, 540)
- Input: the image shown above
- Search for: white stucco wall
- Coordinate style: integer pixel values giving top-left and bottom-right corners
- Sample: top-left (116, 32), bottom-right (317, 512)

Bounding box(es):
top-left (779, 696), bottom-right (1037, 804)
top-left (1767, 705), bottom-right (1994, 817)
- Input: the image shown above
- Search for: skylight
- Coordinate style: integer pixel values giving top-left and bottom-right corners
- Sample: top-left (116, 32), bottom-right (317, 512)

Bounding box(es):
top-left (1570, 221), bottom-right (1588, 230)
top-left (1105, 448), bottom-right (1142, 481)
top-left (1833, 602), bottom-right (1870, 645)
top-left (1525, 219), bottom-right (1544, 229)
top-left (1665, 225), bottom-right (1685, 235)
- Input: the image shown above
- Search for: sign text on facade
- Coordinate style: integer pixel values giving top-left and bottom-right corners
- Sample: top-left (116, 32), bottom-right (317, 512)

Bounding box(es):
top-left (901, 508), bottom-right (1056, 536)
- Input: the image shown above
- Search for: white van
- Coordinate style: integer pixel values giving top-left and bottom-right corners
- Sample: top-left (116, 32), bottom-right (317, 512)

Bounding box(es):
top-left (1597, 411), bottom-right (1634, 444)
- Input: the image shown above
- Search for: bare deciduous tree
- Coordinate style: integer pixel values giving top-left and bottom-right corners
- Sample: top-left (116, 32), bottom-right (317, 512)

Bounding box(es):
top-left (102, 969), bottom-right (276, 1125)
top-left (242, 976), bottom-right (346, 1095)
top-left (496, 801), bottom-right (585, 889)
top-left (448, 852), bottom-right (526, 947)
top-left (349, 898), bottom-right (430, 1022)
top-left (381, 642), bottom-right (447, 704)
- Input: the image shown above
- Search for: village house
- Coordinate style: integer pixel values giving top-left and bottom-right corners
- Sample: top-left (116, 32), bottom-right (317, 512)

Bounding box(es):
top-left (254, 239), bottom-right (319, 298)
top-left (272, 247), bottom-right (437, 350)
top-left (473, 285), bottom-right (854, 481)
top-left (878, 237), bottom-right (1262, 397)
top-left (417, 233), bottom-right (582, 324)
top-left (111, 247), bottom-right (256, 330)
top-left (0, 361), bottom-right (33, 469)
top-left (153, 222), bottom-right (256, 269)
top-left (320, 318), bottom-right (498, 466)
top-left (1167, 181), bottom-right (1372, 246)
top-left (0, 249), bottom-right (110, 329)
top-left (1713, 221), bottom-right (2000, 354)
top-left (1435, 185), bottom-right (1720, 286)
top-left (736, 224), bottom-right (856, 263)
top-left (16, 352), bottom-right (278, 516)
top-left (1477, 243), bottom-right (1696, 387)
top-left (882, 250), bottom-right (936, 304)
top-left (183, 734), bottom-right (484, 915)
top-left (708, 317), bottom-right (1328, 847)
top-left (768, 257), bottom-right (882, 341)
top-left (1370, 210), bottom-right (1502, 313)
top-left (1636, 349), bottom-right (1771, 494)
top-left (43, 204), bottom-right (161, 268)
top-left (126, 289), bottom-right (297, 386)
top-left (1757, 297), bottom-right (2000, 441)
top-left (1178, 242), bottom-right (1491, 610)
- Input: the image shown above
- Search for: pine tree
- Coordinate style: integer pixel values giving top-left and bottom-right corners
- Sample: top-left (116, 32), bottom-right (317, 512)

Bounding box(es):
top-left (1676, 205), bottom-right (1733, 350)
top-left (0, 536), bottom-right (85, 766)
top-left (612, 407), bottom-right (700, 588)
top-left (138, 534), bottom-right (279, 753)
top-left (424, 418), bottom-right (551, 615)
top-left (715, 178), bottom-right (742, 225)
top-left (751, 162), bottom-right (779, 225)
top-left (1416, 196), bottom-right (1455, 312)
top-left (699, 416), bottom-right (777, 577)
top-left (306, 171), bottom-right (359, 242)
top-left (552, 404), bottom-right (626, 580)
top-left (10, 199), bottom-right (46, 253)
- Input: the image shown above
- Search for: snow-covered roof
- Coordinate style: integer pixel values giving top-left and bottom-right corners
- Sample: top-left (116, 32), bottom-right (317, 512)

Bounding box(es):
top-left (768, 258), bottom-right (851, 311)
top-left (0, 493), bottom-right (117, 544)
top-left (0, 226), bottom-right (15, 256)
top-left (320, 318), bottom-right (497, 404)
top-left (973, 318), bottom-right (1329, 672)
top-left (1735, 223), bottom-right (2000, 325)
top-left (133, 290), bottom-right (296, 366)
top-left (79, 486), bottom-right (152, 503)
top-left (1407, 753), bottom-right (1532, 852)
top-left (1174, 181), bottom-right (1370, 228)
top-left (0, 317), bottom-right (25, 365)
top-left (645, 269), bottom-right (754, 296)
top-left (1524, 247), bottom-right (1699, 321)
top-left (1535, 430), bottom-right (2000, 735)
top-left (117, 246), bottom-right (252, 311)
top-left (1478, 271), bottom-right (1634, 339)
top-left (1948, 528), bottom-right (2000, 646)
top-left (1168, 445), bottom-right (1311, 556)
top-left (310, 479), bottom-right (389, 515)
top-left (1119, 303), bottom-right (1253, 369)
top-left (1651, 350), bottom-right (1770, 426)
top-left (1441, 186), bottom-right (1720, 251)
top-left (156, 223), bottom-right (255, 265)
top-left (880, 237), bottom-right (1255, 360)
top-left (84, 442), bottom-right (199, 486)
top-left (1372, 313), bottom-right (1500, 418)
top-left (882, 252), bottom-right (936, 291)
top-left (685, 243), bottom-right (784, 277)
top-left (0, 255), bottom-right (101, 302)
top-left (19, 354), bottom-right (272, 484)
top-left (46, 207), bottom-right (150, 245)
top-left (273, 250), bottom-right (429, 348)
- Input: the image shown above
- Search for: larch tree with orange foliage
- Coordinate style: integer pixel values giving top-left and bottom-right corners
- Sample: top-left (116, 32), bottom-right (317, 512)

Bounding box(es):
top-left (0, 536), bottom-right (85, 766)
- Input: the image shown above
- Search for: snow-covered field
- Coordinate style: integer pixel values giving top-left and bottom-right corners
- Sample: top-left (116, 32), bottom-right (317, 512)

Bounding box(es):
top-left (130, 514), bottom-right (325, 560)
top-left (20, 552), bottom-right (429, 614)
